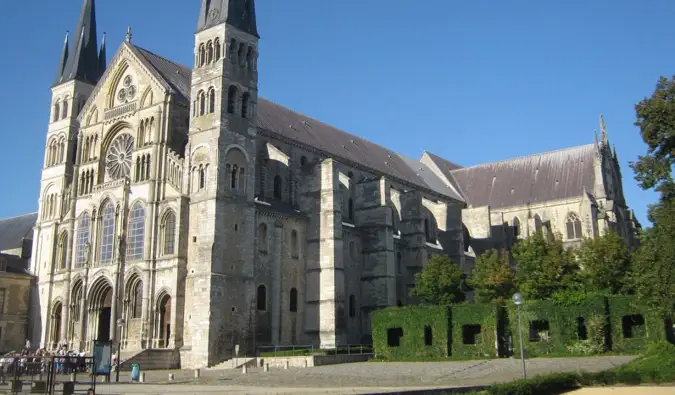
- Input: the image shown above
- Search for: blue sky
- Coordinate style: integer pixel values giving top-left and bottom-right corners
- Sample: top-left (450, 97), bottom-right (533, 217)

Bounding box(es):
top-left (0, 0), bottom-right (671, 225)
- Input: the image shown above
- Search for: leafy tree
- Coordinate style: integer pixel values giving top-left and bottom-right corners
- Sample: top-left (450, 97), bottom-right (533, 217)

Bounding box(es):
top-left (630, 76), bottom-right (675, 200)
top-left (631, 201), bottom-right (675, 319)
top-left (410, 254), bottom-right (465, 305)
top-left (512, 231), bottom-right (580, 300)
top-left (575, 230), bottom-right (632, 295)
top-left (469, 249), bottom-right (516, 303)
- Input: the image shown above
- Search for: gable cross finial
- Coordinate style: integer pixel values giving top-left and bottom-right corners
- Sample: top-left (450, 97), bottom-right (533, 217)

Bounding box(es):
top-left (126, 26), bottom-right (132, 43)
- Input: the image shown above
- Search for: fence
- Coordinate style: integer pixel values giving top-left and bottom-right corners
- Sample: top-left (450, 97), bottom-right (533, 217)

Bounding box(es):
top-left (0, 355), bottom-right (97, 394)
top-left (257, 344), bottom-right (374, 358)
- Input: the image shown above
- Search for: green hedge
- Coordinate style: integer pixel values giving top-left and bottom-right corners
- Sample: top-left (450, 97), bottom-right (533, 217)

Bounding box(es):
top-left (371, 305), bottom-right (450, 359)
top-left (606, 295), bottom-right (665, 353)
top-left (450, 303), bottom-right (501, 359)
top-left (505, 294), bottom-right (607, 357)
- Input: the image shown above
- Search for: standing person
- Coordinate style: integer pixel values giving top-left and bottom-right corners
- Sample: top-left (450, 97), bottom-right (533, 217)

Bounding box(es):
top-left (25, 339), bottom-right (31, 351)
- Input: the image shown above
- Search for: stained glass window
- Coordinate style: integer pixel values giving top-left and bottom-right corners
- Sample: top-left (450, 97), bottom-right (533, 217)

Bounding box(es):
top-left (75, 213), bottom-right (90, 267)
top-left (126, 203), bottom-right (145, 261)
top-left (99, 202), bottom-right (116, 264)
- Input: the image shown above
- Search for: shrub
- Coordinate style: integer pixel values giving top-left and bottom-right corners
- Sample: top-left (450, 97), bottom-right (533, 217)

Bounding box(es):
top-left (486, 372), bottom-right (580, 395)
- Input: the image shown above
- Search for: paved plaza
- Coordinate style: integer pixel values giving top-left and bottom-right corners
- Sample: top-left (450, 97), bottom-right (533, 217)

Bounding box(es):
top-left (78, 356), bottom-right (635, 394)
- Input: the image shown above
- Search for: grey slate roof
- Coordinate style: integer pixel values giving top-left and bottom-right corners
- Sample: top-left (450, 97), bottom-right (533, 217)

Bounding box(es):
top-left (427, 145), bottom-right (598, 209)
top-left (131, 45), bottom-right (463, 201)
top-left (0, 213), bottom-right (38, 252)
top-left (197, 0), bottom-right (259, 37)
top-left (0, 253), bottom-right (32, 277)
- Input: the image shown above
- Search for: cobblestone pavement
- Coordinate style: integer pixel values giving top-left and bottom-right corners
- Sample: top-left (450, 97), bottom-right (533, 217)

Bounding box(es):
top-left (83, 355), bottom-right (636, 394)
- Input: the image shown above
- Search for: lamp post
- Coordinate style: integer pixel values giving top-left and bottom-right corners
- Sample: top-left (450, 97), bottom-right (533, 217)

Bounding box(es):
top-left (512, 293), bottom-right (527, 379)
top-left (115, 318), bottom-right (125, 382)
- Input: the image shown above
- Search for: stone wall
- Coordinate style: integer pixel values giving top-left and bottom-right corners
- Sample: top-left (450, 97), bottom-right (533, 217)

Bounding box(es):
top-left (0, 272), bottom-right (32, 352)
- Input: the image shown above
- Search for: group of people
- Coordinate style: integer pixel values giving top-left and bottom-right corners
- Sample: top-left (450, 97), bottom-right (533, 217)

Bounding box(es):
top-left (0, 340), bottom-right (89, 380)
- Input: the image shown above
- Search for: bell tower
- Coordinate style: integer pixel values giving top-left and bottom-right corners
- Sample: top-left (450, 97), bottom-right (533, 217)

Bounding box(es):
top-left (183, 0), bottom-right (260, 368)
top-left (32, 0), bottom-right (105, 346)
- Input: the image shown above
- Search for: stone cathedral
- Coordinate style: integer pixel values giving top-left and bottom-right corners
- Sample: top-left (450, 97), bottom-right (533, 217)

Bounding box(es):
top-left (23, 0), bottom-right (640, 369)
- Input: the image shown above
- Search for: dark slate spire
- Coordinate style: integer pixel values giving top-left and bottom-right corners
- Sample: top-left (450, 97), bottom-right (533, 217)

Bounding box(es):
top-left (98, 32), bottom-right (106, 76)
top-left (197, 0), bottom-right (259, 37)
top-left (56, 32), bottom-right (69, 81)
top-left (55, 0), bottom-right (102, 86)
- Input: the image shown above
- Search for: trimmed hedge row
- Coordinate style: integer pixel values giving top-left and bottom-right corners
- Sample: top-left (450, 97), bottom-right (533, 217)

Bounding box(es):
top-left (507, 294), bottom-right (608, 357)
top-left (372, 295), bottom-right (669, 360)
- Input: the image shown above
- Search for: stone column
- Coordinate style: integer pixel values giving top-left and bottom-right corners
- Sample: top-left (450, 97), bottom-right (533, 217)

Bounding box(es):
top-left (271, 221), bottom-right (283, 344)
top-left (141, 269), bottom-right (151, 349)
top-left (79, 265), bottom-right (90, 351)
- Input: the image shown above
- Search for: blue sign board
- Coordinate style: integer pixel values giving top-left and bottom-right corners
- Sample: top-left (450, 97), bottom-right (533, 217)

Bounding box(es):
top-left (93, 341), bottom-right (112, 375)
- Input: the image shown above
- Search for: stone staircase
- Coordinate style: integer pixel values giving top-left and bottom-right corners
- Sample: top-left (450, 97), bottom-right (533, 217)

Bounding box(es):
top-left (118, 349), bottom-right (180, 371)
top-left (208, 356), bottom-right (257, 370)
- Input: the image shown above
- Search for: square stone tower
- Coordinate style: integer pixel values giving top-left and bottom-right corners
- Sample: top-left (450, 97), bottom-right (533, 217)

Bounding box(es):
top-left (182, 0), bottom-right (260, 368)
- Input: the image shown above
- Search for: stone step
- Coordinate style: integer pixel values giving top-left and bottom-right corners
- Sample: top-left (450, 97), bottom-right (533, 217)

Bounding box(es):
top-left (208, 357), bottom-right (257, 370)
top-left (118, 349), bottom-right (180, 371)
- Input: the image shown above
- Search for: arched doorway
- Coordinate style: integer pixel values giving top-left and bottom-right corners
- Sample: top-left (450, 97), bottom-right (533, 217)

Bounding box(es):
top-left (158, 294), bottom-right (171, 348)
top-left (51, 302), bottom-right (63, 349)
top-left (89, 278), bottom-right (114, 342)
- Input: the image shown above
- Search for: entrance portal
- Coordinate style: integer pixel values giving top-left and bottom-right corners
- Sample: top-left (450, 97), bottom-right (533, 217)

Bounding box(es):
top-left (97, 288), bottom-right (113, 341)
top-left (51, 302), bottom-right (63, 348)
top-left (158, 294), bottom-right (171, 348)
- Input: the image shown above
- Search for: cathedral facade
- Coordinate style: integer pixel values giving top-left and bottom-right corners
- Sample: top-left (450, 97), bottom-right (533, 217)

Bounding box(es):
top-left (27, 0), bottom-right (639, 369)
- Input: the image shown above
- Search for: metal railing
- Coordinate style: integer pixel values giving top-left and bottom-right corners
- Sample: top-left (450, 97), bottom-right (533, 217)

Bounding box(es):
top-left (0, 355), bottom-right (97, 394)
top-left (256, 344), bottom-right (374, 358)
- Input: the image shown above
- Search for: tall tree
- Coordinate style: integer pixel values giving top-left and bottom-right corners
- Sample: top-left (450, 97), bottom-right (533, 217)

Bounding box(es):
top-left (410, 254), bottom-right (465, 305)
top-left (631, 201), bottom-right (675, 319)
top-left (630, 76), bottom-right (675, 200)
top-left (576, 230), bottom-right (632, 295)
top-left (512, 231), bottom-right (580, 300)
top-left (469, 249), bottom-right (516, 303)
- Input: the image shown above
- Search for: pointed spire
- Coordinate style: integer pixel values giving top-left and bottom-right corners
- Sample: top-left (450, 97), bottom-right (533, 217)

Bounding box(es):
top-left (126, 26), bottom-right (132, 43)
top-left (56, 31), bottom-right (70, 82)
top-left (98, 32), bottom-right (106, 75)
top-left (197, 0), bottom-right (259, 37)
top-left (55, 0), bottom-right (102, 86)
top-left (599, 114), bottom-right (609, 146)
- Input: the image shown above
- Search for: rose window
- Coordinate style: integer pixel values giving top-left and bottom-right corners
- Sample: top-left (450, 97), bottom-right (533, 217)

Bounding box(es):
top-left (117, 75), bottom-right (137, 103)
top-left (105, 134), bottom-right (134, 180)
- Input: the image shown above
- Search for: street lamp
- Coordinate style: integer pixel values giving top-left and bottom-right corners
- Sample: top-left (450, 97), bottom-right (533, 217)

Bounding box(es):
top-left (115, 318), bottom-right (125, 382)
top-left (512, 293), bottom-right (527, 379)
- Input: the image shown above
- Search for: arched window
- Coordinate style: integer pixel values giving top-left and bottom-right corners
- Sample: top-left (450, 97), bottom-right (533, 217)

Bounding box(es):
top-left (53, 101), bottom-right (61, 122)
top-left (214, 38), bottom-right (221, 61)
top-left (237, 43), bottom-right (245, 66)
top-left (291, 230), bottom-right (299, 258)
top-left (256, 284), bottom-right (267, 311)
top-left (246, 47), bottom-right (254, 71)
top-left (349, 294), bottom-right (356, 317)
top-left (208, 88), bottom-right (216, 113)
top-left (75, 212), bottom-right (90, 267)
top-left (348, 198), bottom-right (354, 221)
top-left (566, 213), bottom-right (583, 240)
top-left (126, 203), bottom-right (146, 261)
top-left (57, 232), bottom-right (69, 270)
top-left (62, 98), bottom-right (69, 118)
top-left (198, 43), bottom-right (206, 67)
top-left (162, 211), bottom-right (176, 256)
top-left (289, 288), bottom-right (298, 312)
top-left (300, 156), bottom-right (307, 166)
top-left (198, 90), bottom-right (206, 116)
top-left (206, 41), bottom-right (214, 64)
top-left (273, 175), bottom-right (282, 199)
top-left (513, 217), bottom-right (521, 238)
top-left (534, 214), bottom-right (542, 232)
top-left (199, 166), bottom-right (206, 190)
top-left (231, 165), bottom-right (238, 190)
top-left (241, 92), bottom-right (250, 118)
top-left (229, 39), bottom-right (237, 64)
top-left (258, 223), bottom-right (268, 252)
top-left (227, 85), bottom-right (238, 114)
top-left (132, 280), bottom-right (143, 318)
top-left (99, 201), bottom-right (116, 264)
